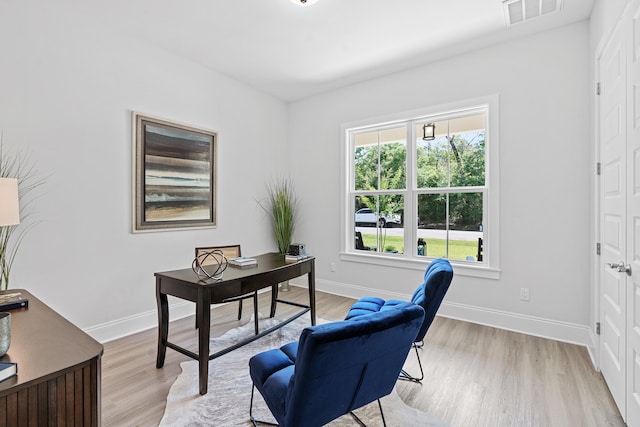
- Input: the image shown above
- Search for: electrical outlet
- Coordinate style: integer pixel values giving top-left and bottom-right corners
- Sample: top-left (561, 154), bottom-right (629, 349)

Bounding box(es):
top-left (330, 262), bottom-right (336, 272)
top-left (520, 287), bottom-right (530, 301)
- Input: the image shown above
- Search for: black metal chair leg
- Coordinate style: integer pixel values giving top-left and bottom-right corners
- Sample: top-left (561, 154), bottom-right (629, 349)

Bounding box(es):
top-left (237, 300), bottom-right (243, 320)
top-left (377, 398), bottom-right (387, 426)
top-left (398, 342), bottom-right (425, 382)
top-left (350, 399), bottom-right (386, 427)
top-left (249, 384), bottom-right (278, 426)
top-left (350, 411), bottom-right (367, 427)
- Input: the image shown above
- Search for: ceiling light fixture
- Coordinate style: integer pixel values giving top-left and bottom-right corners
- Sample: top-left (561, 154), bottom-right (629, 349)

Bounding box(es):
top-left (290, 0), bottom-right (320, 5)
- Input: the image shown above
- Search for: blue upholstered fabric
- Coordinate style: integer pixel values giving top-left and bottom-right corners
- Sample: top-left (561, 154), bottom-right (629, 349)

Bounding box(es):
top-left (344, 258), bottom-right (454, 342)
top-left (411, 258), bottom-right (454, 340)
top-left (248, 302), bottom-right (425, 427)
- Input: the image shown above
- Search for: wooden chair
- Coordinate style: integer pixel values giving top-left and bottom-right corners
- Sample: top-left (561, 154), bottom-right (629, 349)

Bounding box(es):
top-left (195, 245), bottom-right (259, 335)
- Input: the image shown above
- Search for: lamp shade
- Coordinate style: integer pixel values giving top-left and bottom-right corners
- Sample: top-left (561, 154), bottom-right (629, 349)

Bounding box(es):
top-left (0, 178), bottom-right (20, 226)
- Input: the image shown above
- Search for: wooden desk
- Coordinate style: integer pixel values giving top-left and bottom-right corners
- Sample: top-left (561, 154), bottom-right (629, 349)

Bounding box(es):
top-left (155, 252), bottom-right (315, 395)
top-left (0, 289), bottom-right (103, 426)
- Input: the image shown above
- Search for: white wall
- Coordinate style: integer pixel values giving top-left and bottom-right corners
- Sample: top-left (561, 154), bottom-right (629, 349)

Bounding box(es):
top-left (0, 1), bottom-right (288, 340)
top-left (289, 22), bottom-right (592, 345)
top-left (0, 1), bottom-right (596, 348)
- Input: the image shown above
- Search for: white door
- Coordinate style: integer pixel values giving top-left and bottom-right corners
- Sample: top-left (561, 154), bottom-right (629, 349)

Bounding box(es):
top-left (625, 1), bottom-right (640, 424)
top-left (600, 1), bottom-right (640, 424)
top-left (599, 15), bottom-right (628, 419)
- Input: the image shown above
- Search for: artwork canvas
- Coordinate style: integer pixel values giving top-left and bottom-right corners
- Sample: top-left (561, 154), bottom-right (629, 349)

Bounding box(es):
top-left (133, 113), bottom-right (217, 232)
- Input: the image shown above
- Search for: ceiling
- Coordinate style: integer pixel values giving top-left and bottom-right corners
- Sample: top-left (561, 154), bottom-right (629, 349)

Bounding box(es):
top-left (78, 0), bottom-right (594, 102)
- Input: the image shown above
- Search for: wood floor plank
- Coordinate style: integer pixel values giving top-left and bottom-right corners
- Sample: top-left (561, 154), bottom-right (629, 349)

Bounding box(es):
top-left (102, 287), bottom-right (624, 426)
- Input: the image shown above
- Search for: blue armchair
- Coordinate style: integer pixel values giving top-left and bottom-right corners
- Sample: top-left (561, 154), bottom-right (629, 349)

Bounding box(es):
top-left (345, 258), bottom-right (454, 382)
top-left (248, 302), bottom-right (425, 427)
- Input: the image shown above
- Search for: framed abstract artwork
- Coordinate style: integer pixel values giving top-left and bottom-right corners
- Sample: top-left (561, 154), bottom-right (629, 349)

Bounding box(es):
top-left (132, 112), bottom-right (217, 232)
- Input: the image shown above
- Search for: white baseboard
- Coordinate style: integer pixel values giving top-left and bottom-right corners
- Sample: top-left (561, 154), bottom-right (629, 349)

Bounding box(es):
top-left (85, 289), bottom-right (273, 343)
top-left (84, 300), bottom-right (196, 343)
top-left (86, 277), bottom-right (594, 349)
top-left (586, 329), bottom-right (599, 369)
top-left (315, 277), bottom-right (593, 348)
top-left (437, 302), bottom-right (591, 347)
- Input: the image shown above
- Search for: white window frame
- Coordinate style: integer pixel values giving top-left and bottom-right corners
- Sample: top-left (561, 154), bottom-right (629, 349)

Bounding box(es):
top-left (339, 95), bottom-right (501, 279)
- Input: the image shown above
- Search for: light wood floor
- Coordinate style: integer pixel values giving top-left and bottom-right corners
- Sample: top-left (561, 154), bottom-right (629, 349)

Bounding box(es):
top-left (102, 287), bottom-right (624, 427)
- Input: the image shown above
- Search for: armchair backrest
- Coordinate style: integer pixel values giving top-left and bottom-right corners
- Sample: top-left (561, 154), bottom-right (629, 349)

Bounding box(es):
top-left (410, 258), bottom-right (454, 341)
top-left (284, 303), bottom-right (425, 427)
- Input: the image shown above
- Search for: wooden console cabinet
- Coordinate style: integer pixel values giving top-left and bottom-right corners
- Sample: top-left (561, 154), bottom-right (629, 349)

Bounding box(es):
top-left (0, 289), bottom-right (103, 426)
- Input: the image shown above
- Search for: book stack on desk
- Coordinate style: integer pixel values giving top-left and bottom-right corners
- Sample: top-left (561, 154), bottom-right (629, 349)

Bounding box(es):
top-left (0, 362), bottom-right (17, 383)
top-left (0, 292), bottom-right (29, 311)
top-left (285, 254), bottom-right (311, 263)
top-left (228, 257), bottom-right (258, 267)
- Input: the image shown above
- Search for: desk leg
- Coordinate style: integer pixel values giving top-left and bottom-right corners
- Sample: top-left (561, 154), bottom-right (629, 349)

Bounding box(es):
top-left (156, 277), bottom-right (168, 368)
top-left (197, 288), bottom-right (211, 395)
top-left (269, 284), bottom-right (278, 318)
top-left (309, 259), bottom-right (316, 326)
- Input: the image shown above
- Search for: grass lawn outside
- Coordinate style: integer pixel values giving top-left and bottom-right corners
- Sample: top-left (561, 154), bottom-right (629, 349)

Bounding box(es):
top-left (360, 233), bottom-right (479, 261)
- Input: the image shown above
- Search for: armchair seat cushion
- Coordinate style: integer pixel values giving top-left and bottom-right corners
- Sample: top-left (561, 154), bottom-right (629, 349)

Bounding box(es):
top-left (344, 297), bottom-right (408, 320)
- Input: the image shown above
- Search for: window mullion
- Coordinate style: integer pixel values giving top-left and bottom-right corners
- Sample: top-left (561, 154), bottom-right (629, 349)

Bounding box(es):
top-left (445, 120), bottom-right (451, 258)
top-left (406, 121), bottom-right (416, 256)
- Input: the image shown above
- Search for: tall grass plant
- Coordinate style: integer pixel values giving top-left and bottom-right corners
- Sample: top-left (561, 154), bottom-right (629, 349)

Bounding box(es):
top-left (260, 179), bottom-right (297, 255)
top-left (0, 141), bottom-right (45, 290)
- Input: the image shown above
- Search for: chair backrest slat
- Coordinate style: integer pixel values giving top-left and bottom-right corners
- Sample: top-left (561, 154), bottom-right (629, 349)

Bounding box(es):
top-left (195, 245), bottom-right (241, 266)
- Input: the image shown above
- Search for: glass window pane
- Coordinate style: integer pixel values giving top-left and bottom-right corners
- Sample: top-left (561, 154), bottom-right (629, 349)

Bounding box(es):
top-left (378, 194), bottom-right (404, 254)
top-left (354, 228), bottom-right (378, 252)
top-left (448, 114), bottom-right (486, 187)
top-left (448, 192), bottom-right (484, 262)
top-left (417, 193), bottom-right (447, 258)
top-left (379, 128), bottom-right (406, 191)
top-left (354, 195), bottom-right (380, 226)
top-left (354, 127), bottom-right (406, 191)
top-left (354, 132), bottom-right (379, 191)
top-left (416, 123), bottom-right (449, 189)
top-left (354, 195), bottom-right (404, 253)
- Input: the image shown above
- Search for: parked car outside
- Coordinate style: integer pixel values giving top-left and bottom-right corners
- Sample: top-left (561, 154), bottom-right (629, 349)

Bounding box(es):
top-left (355, 208), bottom-right (399, 227)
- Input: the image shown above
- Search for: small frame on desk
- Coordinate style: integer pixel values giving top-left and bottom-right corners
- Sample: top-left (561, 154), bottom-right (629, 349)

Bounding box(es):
top-left (132, 112), bottom-right (217, 232)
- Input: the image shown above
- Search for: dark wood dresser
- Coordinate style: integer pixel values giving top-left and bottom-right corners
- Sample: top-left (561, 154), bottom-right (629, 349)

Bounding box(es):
top-left (0, 289), bottom-right (103, 426)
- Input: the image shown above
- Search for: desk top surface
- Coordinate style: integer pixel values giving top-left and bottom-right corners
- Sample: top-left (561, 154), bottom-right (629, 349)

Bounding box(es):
top-left (0, 289), bottom-right (103, 395)
top-left (155, 252), bottom-right (314, 287)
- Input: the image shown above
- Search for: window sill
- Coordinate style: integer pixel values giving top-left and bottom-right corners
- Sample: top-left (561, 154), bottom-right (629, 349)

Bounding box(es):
top-left (339, 252), bottom-right (501, 280)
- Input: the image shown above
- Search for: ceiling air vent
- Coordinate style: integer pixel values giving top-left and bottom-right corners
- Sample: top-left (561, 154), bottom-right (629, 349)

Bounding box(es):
top-left (503, 0), bottom-right (562, 26)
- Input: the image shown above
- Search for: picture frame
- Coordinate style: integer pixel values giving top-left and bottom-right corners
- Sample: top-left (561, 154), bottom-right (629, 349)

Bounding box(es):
top-left (132, 112), bottom-right (217, 232)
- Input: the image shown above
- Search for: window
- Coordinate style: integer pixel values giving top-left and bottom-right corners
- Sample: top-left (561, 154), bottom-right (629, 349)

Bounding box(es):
top-left (342, 96), bottom-right (499, 278)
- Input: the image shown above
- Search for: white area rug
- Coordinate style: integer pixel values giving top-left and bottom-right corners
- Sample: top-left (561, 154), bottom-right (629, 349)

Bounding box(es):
top-left (159, 314), bottom-right (450, 427)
